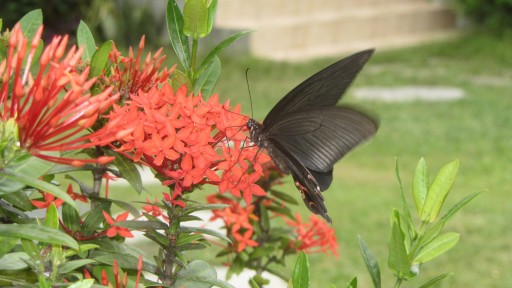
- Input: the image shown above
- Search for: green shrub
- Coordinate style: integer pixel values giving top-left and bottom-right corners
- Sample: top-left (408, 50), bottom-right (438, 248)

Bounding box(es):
top-left (457, 0), bottom-right (512, 34)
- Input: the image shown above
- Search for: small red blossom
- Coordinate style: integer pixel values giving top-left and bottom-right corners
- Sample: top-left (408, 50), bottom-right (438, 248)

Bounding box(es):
top-left (0, 24), bottom-right (119, 166)
top-left (287, 213), bottom-right (339, 257)
top-left (142, 196), bottom-right (169, 221)
top-left (102, 211), bottom-right (134, 238)
top-left (31, 191), bottom-right (65, 209)
top-left (66, 184), bottom-right (88, 203)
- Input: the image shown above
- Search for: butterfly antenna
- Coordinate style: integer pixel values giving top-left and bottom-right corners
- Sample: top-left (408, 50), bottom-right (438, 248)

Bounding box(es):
top-left (245, 68), bottom-right (254, 118)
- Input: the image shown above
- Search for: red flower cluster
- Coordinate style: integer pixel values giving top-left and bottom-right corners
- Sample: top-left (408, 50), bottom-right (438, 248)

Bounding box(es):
top-left (207, 195), bottom-right (259, 252)
top-left (96, 80), bottom-right (269, 204)
top-left (102, 211), bottom-right (134, 238)
top-left (287, 213), bottom-right (339, 257)
top-left (0, 24), bottom-right (119, 166)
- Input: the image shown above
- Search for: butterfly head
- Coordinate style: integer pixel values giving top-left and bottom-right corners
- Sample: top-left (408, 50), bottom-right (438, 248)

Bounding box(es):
top-left (247, 119), bottom-right (264, 146)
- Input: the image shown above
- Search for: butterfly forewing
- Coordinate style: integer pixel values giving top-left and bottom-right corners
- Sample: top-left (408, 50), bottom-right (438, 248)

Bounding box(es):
top-left (263, 49), bottom-right (374, 127)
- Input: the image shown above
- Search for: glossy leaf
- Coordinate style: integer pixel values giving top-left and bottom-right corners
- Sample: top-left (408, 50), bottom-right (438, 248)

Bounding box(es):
top-left (1, 189), bottom-right (33, 210)
top-left (197, 31), bottom-right (250, 75)
top-left (183, 0), bottom-right (209, 38)
top-left (395, 159), bottom-right (415, 240)
top-left (177, 233), bottom-right (205, 247)
top-left (181, 226), bottom-right (231, 243)
top-left (0, 155), bottom-right (54, 195)
top-left (418, 273), bottom-right (452, 288)
top-left (77, 21), bottom-right (96, 61)
top-left (175, 260), bottom-right (236, 288)
top-left (0, 252), bottom-right (30, 270)
top-left (82, 202), bottom-right (111, 233)
top-left (292, 251), bottom-right (310, 288)
top-left (346, 276), bottom-right (358, 288)
top-left (413, 157), bottom-right (429, 215)
top-left (62, 203), bottom-right (81, 232)
top-left (206, 0), bottom-right (218, 34)
top-left (89, 40), bottom-right (113, 80)
top-left (421, 159), bottom-right (459, 222)
top-left (413, 232), bottom-right (460, 264)
top-left (194, 55), bottom-right (220, 97)
top-left (59, 259), bottom-right (97, 273)
top-left (249, 277), bottom-right (260, 288)
top-left (416, 220), bottom-right (444, 250)
top-left (113, 154), bottom-right (143, 194)
top-left (0, 224), bottom-right (78, 250)
top-left (1, 171), bottom-right (76, 209)
top-left (0, 236), bottom-right (18, 258)
top-left (441, 191), bottom-right (480, 222)
top-left (45, 203), bottom-right (59, 229)
top-left (19, 9), bottom-right (42, 40)
top-left (115, 220), bottom-right (168, 230)
top-left (172, 69), bottom-right (193, 91)
top-left (358, 236), bottom-right (381, 288)
top-left (67, 279), bottom-right (95, 288)
top-left (388, 222), bottom-right (410, 278)
top-left (167, 0), bottom-right (190, 69)
top-left (108, 198), bottom-right (140, 217)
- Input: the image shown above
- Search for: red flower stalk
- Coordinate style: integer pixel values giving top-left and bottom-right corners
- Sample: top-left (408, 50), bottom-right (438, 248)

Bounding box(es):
top-left (102, 211), bottom-right (134, 238)
top-left (95, 82), bottom-right (270, 205)
top-left (287, 213), bottom-right (339, 257)
top-left (0, 24), bottom-right (119, 166)
top-left (101, 36), bottom-right (175, 99)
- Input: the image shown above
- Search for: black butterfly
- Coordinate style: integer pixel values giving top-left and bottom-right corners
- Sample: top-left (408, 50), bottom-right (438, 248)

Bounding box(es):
top-left (247, 49), bottom-right (378, 223)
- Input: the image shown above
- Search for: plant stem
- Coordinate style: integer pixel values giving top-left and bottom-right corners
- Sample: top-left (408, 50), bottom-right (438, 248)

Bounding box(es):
top-left (190, 38), bottom-right (199, 85)
top-left (394, 277), bottom-right (403, 288)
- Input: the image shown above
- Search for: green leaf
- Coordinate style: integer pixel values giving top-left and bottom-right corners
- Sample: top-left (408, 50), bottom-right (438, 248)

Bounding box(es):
top-left (441, 191), bottom-right (480, 222)
top-left (183, 0), bottom-right (209, 39)
top-left (358, 236), bottom-right (381, 288)
top-left (113, 154), bottom-right (143, 194)
top-left (94, 252), bottom-right (157, 272)
top-left (0, 236), bottom-right (19, 257)
top-left (62, 202), bottom-right (81, 232)
top-left (1, 189), bottom-right (33, 210)
top-left (67, 279), bottom-right (95, 288)
top-left (108, 198), bottom-right (141, 217)
top-left (416, 220), bottom-right (444, 250)
top-left (1, 171), bottom-right (76, 209)
top-left (181, 226), bottom-right (231, 243)
top-left (413, 158), bottom-right (429, 215)
top-left (292, 251), bottom-right (310, 288)
top-left (249, 277), bottom-right (260, 288)
top-left (270, 189), bottom-right (299, 205)
top-left (89, 40), bottom-right (113, 79)
top-left (115, 220), bottom-right (168, 230)
top-left (175, 260), bottom-right (236, 288)
top-left (59, 259), bottom-right (97, 274)
top-left (167, 0), bottom-right (191, 69)
top-left (194, 55), bottom-right (221, 97)
top-left (395, 159), bottom-right (415, 240)
top-left (45, 203), bottom-right (59, 229)
top-left (0, 19), bottom-right (2, 31)
top-left (421, 159), bottom-right (459, 222)
top-left (260, 203), bottom-right (270, 232)
top-left (82, 201), bottom-right (111, 233)
top-left (172, 69), bottom-right (193, 92)
top-left (177, 233), bottom-right (205, 247)
top-left (0, 252), bottom-right (30, 270)
top-left (184, 203), bottom-right (228, 214)
top-left (0, 155), bottom-right (54, 195)
top-left (250, 246), bottom-right (275, 259)
top-left (413, 232), bottom-right (460, 264)
top-left (206, 0), bottom-right (218, 34)
top-left (418, 273), bottom-right (452, 288)
top-left (388, 222), bottom-right (410, 278)
top-left (19, 9), bottom-right (42, 40)
top-left (346, 276), bottom-right (358, 288)
top-left (197, 30), bottom-right (251, 75)
top-left (77, 21), bottom-right (96, 62)
top-left (0, 224), bottom-right (78, 250)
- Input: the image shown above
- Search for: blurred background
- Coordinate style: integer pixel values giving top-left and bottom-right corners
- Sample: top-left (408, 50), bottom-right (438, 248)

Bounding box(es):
top-left (1, 0), bottom-right (511, 287)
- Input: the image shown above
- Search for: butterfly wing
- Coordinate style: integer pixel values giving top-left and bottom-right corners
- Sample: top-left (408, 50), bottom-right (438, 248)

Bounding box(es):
top-left (267, 139), bottom-right (332, 222)
top-left (263, 49), bottom-right (374, 127)
top-left (264, 107), bottom-right (378, 173)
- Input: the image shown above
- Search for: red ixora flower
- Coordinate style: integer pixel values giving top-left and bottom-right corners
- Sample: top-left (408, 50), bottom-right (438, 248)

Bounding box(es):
top-left (31, 191), bottom-right (65, 209)
top-left (102, 211), bottom-right (134, 238)
top-left (287, 213), bottom-right (339, 257)
top-left (0, 24), bottom-right (119, 166)
top-left (95, 80), bottom-right (270, 206)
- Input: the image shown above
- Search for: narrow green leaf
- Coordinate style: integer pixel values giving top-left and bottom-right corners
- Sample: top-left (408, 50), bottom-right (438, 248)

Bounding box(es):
top-left (0, 252), bottom-right (30, 270)
top-left (181, 226), bottom-right (231, 243)
top-left (175, 260), bottom-right (236, 288)
top-left (1, 189), bottom-right (33, 210)
top-left (413, 232), bottom-right (460, 264)
top-left (184, 203), bottom-right (228, 214)
top-left (206, 0), bottom-right (218, 34)
top-left (113, 154), bottom-right (143, 193)
top-left (62, 202), bottom-right (81, 232)
top-left (2, 171), bottom-right (76, 209)
top-left (395, 159), bottom-right (415, 241)
top-left (194, 55), bottom-right (221, 97)
top-left (177, 233), bottom-right (205, 247)
top-left (0, 236), bottom-right (19, 257)
top-left (108, 198), bottom-right (141, 217)
top-left (441, 191), bottom-right (480, 222)
top-left (82, 202), bottom-right (111, 233)
top-left (250, 246), bottom-right (275, 259)
top-left (249, 277), bottom-right (260, 288)
top-left (59, 259), bottom-right (97, 274)
top-left (422, 159), bottom-right (459, 222)
top-left (0, 224), bottom-right (78, 250)
top-left (388, 222), bottom-right (410, 278)
top-left (358, 236), bottom-right (381, 288)
top-left (94, 252), bottom-right (157, 272)
top-left (67, 279), bottom-right (95, 288)
top-left (270, 189), bottom-right (299, 205)
top-left (167, 0), bottom-right (191, 69)
top-left (19, 9), bottom-right (43, 40)
top-left (77, 21), bottom-right (96, 61)
top-left (45, 203), bottom-right (59, 229)
top-left (89, 40), bottom-right (113, 79)
top-left (0, 155), bottom-right (53, 195)
top-left (346, 276), bottom-right (358, 288)
top-left (183, 0), bottom-right (209, 38)
top-left (197, 30), bottom-right (251, 75)
top-left (418, 273), bottom-right (452, 288)
top-left (115, 220), bottom-right (168, 230)
top-left (0, 19), bottom-right (2, 31)
top-left (171, 69), bottom-right (193, 92)
top-left (416, 220), bottom-right (444, 250)
top-left (260, 203), bottom-right (270, 232)
top-left (413, 158), bottom-right (429, 215)
top-left (144, 230), bottom-right (170, 247)
top-left (292, 251), bottom-right (310, 288)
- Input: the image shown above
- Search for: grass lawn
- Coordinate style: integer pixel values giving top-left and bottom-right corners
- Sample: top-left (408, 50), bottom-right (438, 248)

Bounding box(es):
top-left (108, 32), bottom-right (512, 287)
